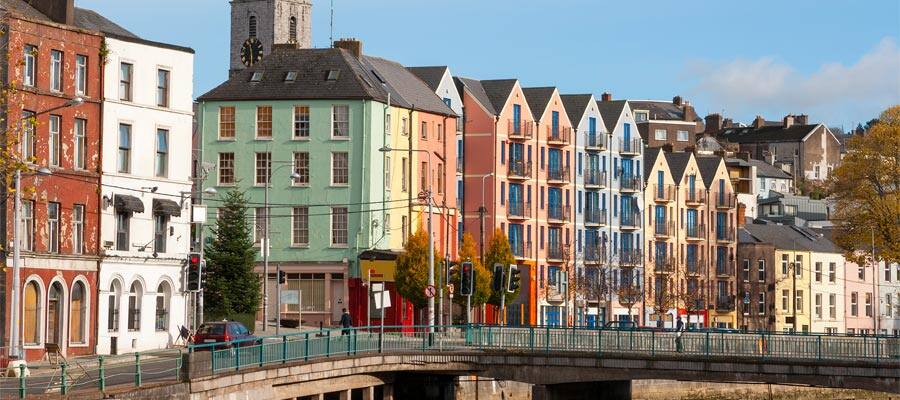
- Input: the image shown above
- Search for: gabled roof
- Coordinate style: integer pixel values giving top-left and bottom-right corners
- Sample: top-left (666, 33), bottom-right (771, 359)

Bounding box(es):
top-left (664, 151), bottom-right (693, 183)
top-left (407, 66), bottom-right (447, 92)
top-left (522, 87), bottom-right (556, 121)
top-left (695, 155), bottom-right (725, 187)
top-left (643, 147), bottom-right (662, 181)
top-left (717, 124), bottom-right (819, 143)
top-left (480, 79), bottom-right (518, 116)
top-left (560, 94), bottom-right (593, 128)
top-left (454, 77), bottom-right (497, 116)
top-left (747, 159), bottom-right (793, 179)
top-left (596, 100), bottom-right (628, 133)
top-left (741, 224), bottom-right (841, 253)
top-left (364, 56), bottom-right (455, 117)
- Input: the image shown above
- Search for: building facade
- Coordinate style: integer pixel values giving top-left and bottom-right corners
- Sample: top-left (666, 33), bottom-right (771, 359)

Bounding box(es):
top-left (628, 96), bottom-right (702, 151)
top-left (696, 156), bottom-right (739, 329)
top-left (736, 227), bottom-right (776, 332)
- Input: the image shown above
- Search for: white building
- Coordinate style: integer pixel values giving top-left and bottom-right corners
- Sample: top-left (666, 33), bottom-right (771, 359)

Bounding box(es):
top-left (748, 159), bottom-right (793, 198)
top-left (96, 34), bottom-right (194, 354)
top-left (809, 252), bottom-right (845, 334)
top-left (879, 262), bottom-right (900, 336)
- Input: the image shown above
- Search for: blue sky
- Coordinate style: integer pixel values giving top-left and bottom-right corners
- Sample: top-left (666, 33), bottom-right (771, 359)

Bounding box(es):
top-left (79, 0), bottom-right (900, 129)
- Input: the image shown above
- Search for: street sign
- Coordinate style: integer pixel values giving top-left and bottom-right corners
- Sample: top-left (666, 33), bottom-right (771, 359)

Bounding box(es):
top-left (281, 290), bottom-right (299, 305)
top-left (372, 283), bottom-right (384, 292)
top-left (424, 284), bottom-right (436, 298)
top-left (374, 290), bottom-right (391, 309)
top-left (447, 283), bottom-right (455, 295)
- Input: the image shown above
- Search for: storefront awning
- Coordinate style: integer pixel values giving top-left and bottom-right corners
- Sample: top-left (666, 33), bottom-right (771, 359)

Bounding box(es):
top-left (114, 194), bottom-right (144, 213)
top-left (153, 198), bottom-right (182, 217)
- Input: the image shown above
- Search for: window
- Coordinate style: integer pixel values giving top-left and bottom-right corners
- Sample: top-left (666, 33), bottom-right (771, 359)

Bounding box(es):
top-left (75, 54), bottom-right (87, 95)
top-left (887, 263), bottom-right (892, 282)
top-left (256, 106), bottom-right (272, 138)
top-left (155, 283), bottom-right (169, 331)
top-left (118, 124), bottom-right (131, 173)
top-left (254, 208), bottom-right (267, 244)
top-left (218, 153), bottom-right (235, 185)
top-left (292, 207), bottom-right (309, 246)
top-left (116, 211), bottom-right (130, 251)
top-left (331, 152), bottom-right (349, 185)
top-left (293, 152), bottom-right (309, 185)
top-left (795, 255), bottom-right (803, 277)
top-left (421, 162), bottom-right (428, 193)
top-left (155, 129), bottom-right (169, 177)
top-left (421, 121), bottom-right (428, 139)
top-left (742, 259), bottom-right (750, 282)
top-left (757, 259), bottom-right (766, 282)
top-left (437, 163), bottom-right (444, 194)
top-left (795, 290), bottom-right (803, 313)
top-left (157, 69), bottom-right (170, 107)
top-left (24, 45), bottom-right (37, 87)
top-left (654, 129), bottom-right (666, 141)
top-left (815, 293), bottom-right (822, 319)
top-left (119, 62), bottom-right (133, 101)
top-left (384, 156), bottom-right (392, 190)
top-left (48, 203), bottom-right (60, 253)
top-left (829, 294), bottom-right (836, 319)
top-left (285, 71), bottom-right (297, 82)
top-left (19, 200), bottom-right (34, 251)
top-left (676, 130), bottom-right (689, 142)
top-left (219, 106), bottom-right (235, 139)
top-left (829, 262), bottom-right (836, 283)
top-left (74, 119), bottom-right (86, 169)
top-left (858, 264), bottom-right (865, 280)
top-left (22, 110), bottom-right (35, 161)
top-left (781, 254), bottom-right (789, 275)
top-left (287, 273), bottom-right (327, 312)
top-left (758, 292), bottom-right (765, 315)
top-left (255, 152), bottom-right (271, 185)
top-left (49, 115), bottom-right (60, 166)
top-left (70, 281), bottom-right (86, 343)
top-left (886, 294), bottom-right (894, 317)
top-left (23, 281), bottom-right (40, 344)
top-left (635, 111), bottom-right (648, 122)
top-left (332, 105), bottom-right (350, 138)
top-left (401, 117), bottom-right (408, 136)
top-left (249, 15), bottom-right (257, 37)
top-left (850, 292), bottom-right (858, 316)
top-left (865, 293), bottom-right (872, 317)
top-left (289, 16), bottom-right (297, 41)
top-left (814, 262), bottom-right (822, 283)
top-left (401, 157), bottom-right (408, 192)
top-left (154, 213), bottom-right (168, 253)
top-left (127, 281), bottom-right (142, 331)
top-left (781, 289), bottom-right (789, 311)
top-left (294, 106), bottom-right (310, 138)
top-left (108, 281), bottom-right (120, 332)
top-left (72, 205), bottom-right (84, 254)
top-left (401, 215), bottom-right (408, 245)
top-left (331, 207), bottom-right (348, 246)
top-left (50, 50), bottom-right (62, 92)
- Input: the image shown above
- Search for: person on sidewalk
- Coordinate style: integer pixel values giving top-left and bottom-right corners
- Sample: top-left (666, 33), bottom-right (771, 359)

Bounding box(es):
top-left (675, 315), bottom-right (685, 352)
top-left (340, 308), bottom-right (353, 335)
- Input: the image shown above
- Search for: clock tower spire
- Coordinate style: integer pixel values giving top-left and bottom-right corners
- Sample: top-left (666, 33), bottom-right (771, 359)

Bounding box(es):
top-left (229, 0), bottom-right (312, 75)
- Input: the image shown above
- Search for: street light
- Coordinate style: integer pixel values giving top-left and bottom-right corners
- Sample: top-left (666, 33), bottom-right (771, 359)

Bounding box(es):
top-left (479, 173), bottom-right (494, 262)
top-left (262, 161), bottom-right (302, 334)
top-left (379, 145), bottom-right (435, 333)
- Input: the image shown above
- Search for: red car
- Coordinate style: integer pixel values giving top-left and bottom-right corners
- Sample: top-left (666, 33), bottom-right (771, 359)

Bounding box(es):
top-left (192, 321), bottom-right (259, 350)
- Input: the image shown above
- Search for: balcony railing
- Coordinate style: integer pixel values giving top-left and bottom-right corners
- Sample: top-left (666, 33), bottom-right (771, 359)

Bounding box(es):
top-left (584, 208), bottom-right (607, 226)
top-left (620, 213), bottom-right (641, 229)
top-left (620, 175), bottom-right (642, 192)
top-left (654, 221), bottom-right (674, 237)
top-left (684, 188), bottom-right (706, 205)
top-left (507, 201), bottom-right (532, 219)
top-left (686, 257), bottom-right (705, 275)
top-left (685, 223), bottom-right (706, 240)
top-left (547, 126), bottom-right (572, 145)
top-left (618, 248), bottom-right (642, 266)
top-left (715, 192), bottom-right (737, 208)
top-left (510, 240), bottom-right (532, 258)
top-left (584, 246), bottom-right (607, 264)
top-left (716, 259), bottom-right (734, 277)
top-left (508, 119), bottom-right (534, 139)
top-left (584, 133), bottom-right (608, 150)
top-left (619, 138), bottom-right (642, 156)
top-left (548, 243), bottom-right (567, 261)
top-left (716, 228), bottom-right (735, 243)
top-left (716, 296), bottom-right (735, 312)
top-left (547, 204), bottom-right (570, 223)
top-left (584, 169), bottom-right (607, 187)
top-left (653, 184), bottom-right (675, 202)
top-left (508, 160), bottom-right (532, 179)
top-left (548, 166), bottom-right (570, 183)
top-left (653, 255), bottom-right (676, 273)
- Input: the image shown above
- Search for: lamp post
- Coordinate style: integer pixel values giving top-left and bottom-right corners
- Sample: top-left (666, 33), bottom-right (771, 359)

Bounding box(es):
top-left (180, 187), bottom-right (217, 329)
top-left (379, 146), bottom-right (434, 333)
top-left (262, 161), bottom-right (302, 333)
top-left (479, 173), bottom-right (494, 262)
top-left (9, 96), bottom-right (83, 359)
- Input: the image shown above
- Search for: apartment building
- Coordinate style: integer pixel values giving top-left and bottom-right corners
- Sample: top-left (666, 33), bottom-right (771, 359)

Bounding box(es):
top-left (629, 96), bottom-right (703, 151)
top-left (736, 227), bottom-right (777, 332)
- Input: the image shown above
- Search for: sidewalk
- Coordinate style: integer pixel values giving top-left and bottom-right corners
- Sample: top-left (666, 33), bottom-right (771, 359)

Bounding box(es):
top-left (4, 348), bottom-right (184, 378)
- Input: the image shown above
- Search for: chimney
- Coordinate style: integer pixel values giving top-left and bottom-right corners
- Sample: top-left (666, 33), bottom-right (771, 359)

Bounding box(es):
top-left (661, 143), bottom-right (674, 153)
top-left (26, 0), bottom-right (74, 25)
top-left (705, 113), bottom-right (723, 134)
top-left (783, 114), bottom-right (795, 128)
top-left (601, 92), bottom-right (612, 102)
top-left (723, 118), bottom-right (733, 128)
top-left (753, 115), bottom-right (765, 129)
top-left (672, 95), bottom-right (683, 106)
top-left (795, 114), bottom-right (808, 125)
top-left (683, 103), bottom-right (697, 123)
top-left (737, 203), bottom-right (747, 227)
top-left (739, 151), bottom-right (751, 162)
top-left (333, 38), bottom-right (363, 59)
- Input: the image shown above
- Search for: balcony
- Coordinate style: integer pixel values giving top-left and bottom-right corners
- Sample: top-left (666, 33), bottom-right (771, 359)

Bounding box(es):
top-left (619, 175), bottom-right (642, 192)
top-left (547, 126), bottom-right (572, 145)
top-left (507, 201), bottom-right (532, 220)
top-left (686, 223), bottom-right (707, 240)
top-left (653, 255), bottom-right (676, 274)
top-left (715, 259), bottom-right (734, 277)
top-left (619, 138), bottom-right (642, 156)
top-left (584, 208), bottom-right (607, 226)
top-left (716, 296), bottom-right (735, 312)
top-left (584, 169), bottom-right (607, 188)
top-left (510, 240), bottom-right (532, 259)
top-left (715, 192), bottom-right (737, 208)
top-left (547, 243), bottom-right (567, 262)
top-left (684, 189), bottom-right (706, 206)
top-left (686, 257), bottom-right (705, 275)
top-left (547, 166), bottom-right (570, 184)
top-left (654, 221), bottom-right (674, 238)
top-left (547, 284), bottom-right (565, 302)
top-left (547, 204), bottom-right (570, 223)
top-left (618, 249), bottom-right (642, 266)
top-left (584, 246), bottom-right (607, 264)
top-left (584, 133), bottom-right (607, 151)
top-left (716, 228), bottom-right (735, 243)
top-left (508, 119), bottom-right (534, 140)
top-left (620, 213), bottom-right (641, 230)
top-left (653, 184), bottom-right (675, 203)
top-left (507, 160), bottom-right (532, 180)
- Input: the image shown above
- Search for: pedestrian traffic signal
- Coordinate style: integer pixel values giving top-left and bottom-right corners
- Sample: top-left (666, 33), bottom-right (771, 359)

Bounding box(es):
top-left (507, 264), bottom-right (520, 293)
top-left (187, 252), bottom-right (202, 292)
top-left (278, 270), bottom-right (287, 284)
top-left (460, 261), bottom-right (474, 296)
top-left (492, 263), bottom-right (504, 292)
top-left (446, 261), bottom-right (457, 287)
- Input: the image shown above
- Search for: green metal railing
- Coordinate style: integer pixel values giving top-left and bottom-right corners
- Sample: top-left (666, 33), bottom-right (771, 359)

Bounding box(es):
top-left (188, 325), bottom-right (900, 374)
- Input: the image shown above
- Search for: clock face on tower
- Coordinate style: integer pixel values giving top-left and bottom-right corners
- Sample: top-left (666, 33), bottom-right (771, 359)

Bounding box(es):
top-left (240, 37), bottom-right (264, 67)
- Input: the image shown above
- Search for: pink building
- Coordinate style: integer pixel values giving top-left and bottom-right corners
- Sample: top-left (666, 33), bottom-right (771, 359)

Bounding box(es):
top-left (844, 259), bottom-right (877, 335)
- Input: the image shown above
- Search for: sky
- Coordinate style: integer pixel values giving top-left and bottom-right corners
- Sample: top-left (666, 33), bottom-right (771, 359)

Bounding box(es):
top-left (78, 0), bottom-right (900, 130)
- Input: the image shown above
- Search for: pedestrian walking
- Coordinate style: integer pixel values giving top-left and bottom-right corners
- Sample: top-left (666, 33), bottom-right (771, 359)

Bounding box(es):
top-left (340, 308), bottom-right (353, 335)
top-left (675, 315), bottom-right (685, 352)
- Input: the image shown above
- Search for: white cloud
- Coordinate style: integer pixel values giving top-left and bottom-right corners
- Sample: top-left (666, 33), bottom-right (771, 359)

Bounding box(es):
top-left (686, 38), bottom-right (900, 125)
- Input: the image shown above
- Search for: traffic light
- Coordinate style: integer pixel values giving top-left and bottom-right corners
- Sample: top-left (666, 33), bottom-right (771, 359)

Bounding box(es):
top-left (492, 263), bottom-right (504, 292)
top-left (187, 252), bottom-right (202, 291)
top-left (446, 261), bottom-right (457, 287)
top-left (460, 261), bottom-right (474, 295)
top-left (278, 270), bottom-right (287, 284)
top-left (507, 264), bottom-right (521, 293)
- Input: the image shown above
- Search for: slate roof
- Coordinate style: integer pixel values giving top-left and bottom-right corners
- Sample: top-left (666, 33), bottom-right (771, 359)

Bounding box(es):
top-left (454, 77), bottom-right (497, 116)
top-left (747, 159), bottom-right (792, 179)
top-left (560, 94), bottom-right (593, 128)
top-left (716, 124), bottom-right (819, 143)
top-left (596, 100), bottom-right (627, 133)
top-left (407, 66), bottom-right (447, 92)
top-left (0, 0), bottom-right (51, 21)
top-left (480, 79), bottom-right (518, 116)
top-left (364, 56), bottom-right (455, 116)
top-left (695, 155), bottom-right (724, 187)
top-left (629, 100), bottom-right (686, 121)
top-left (522, 87), bottom-right (556, 121)
top-left (741, 224), bottom-right (841, 253)
top-left (664, 151), bottom-right (693, 183)
top-left (73, 7), bottom-right (137, 38)
top-left (643, 147), bottom-right (662, 181)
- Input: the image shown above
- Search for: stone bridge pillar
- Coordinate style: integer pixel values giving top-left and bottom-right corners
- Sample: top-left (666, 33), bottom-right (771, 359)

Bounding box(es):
top-left (532, 381), bottom-right (632, 400)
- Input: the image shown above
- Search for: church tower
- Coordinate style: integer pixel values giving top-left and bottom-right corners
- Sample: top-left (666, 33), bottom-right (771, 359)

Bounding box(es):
top-left (230, 0), bottom-right (312, 74)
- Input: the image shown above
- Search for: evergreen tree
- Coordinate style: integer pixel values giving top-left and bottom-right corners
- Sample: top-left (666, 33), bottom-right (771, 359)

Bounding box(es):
top-left (203, 190), bottom-right (260, 318)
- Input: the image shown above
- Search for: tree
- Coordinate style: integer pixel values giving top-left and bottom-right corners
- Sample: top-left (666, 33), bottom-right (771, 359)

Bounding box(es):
top-left (203, 190), bottom-right (260, 318)
top-left (454, 232), bottom-right (490, 307)
top-left (484, 229), bottom-right (517, 307)
top-left (682, 280), bottom-right (707, 329)
top-left (616, 277), bottom-right (642, 323)
top-left (395, 228), bottom-right (444, 309)
top-left (832, 106), bottom-right (900, 263)
top-left (648, 277), bottom-right (677, 328)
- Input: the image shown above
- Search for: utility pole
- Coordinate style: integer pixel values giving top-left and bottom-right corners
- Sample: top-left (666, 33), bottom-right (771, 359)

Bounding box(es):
top-left (792, 256), bottom-right (798, 333)
top-left (871, 227), bottom-right (879, 333)
top-left (479, 173), bottom-right (493, 261)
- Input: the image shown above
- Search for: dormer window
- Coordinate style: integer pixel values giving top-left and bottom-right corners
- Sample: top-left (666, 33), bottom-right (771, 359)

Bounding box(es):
top-left (326, 70), bottom-right (340, 81)
top-left (635, 111), bottom-right (649, 122)
top-left (285, 71), bottom-right (297, 82)
top-left (250, 71), bottom-right (263, 82)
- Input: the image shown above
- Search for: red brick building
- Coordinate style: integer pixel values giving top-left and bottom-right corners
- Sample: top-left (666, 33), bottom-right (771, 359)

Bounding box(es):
top-left (1, 0), bottom-right (103, 362)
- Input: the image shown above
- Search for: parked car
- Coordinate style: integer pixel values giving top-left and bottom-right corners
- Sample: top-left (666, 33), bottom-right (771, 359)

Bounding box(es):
top-left (192, 321), bottom-right (259, 350)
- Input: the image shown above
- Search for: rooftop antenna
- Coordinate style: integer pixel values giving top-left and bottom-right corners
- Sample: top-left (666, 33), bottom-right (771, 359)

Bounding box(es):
top-left (329, 0), bottom-right (334, 47)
